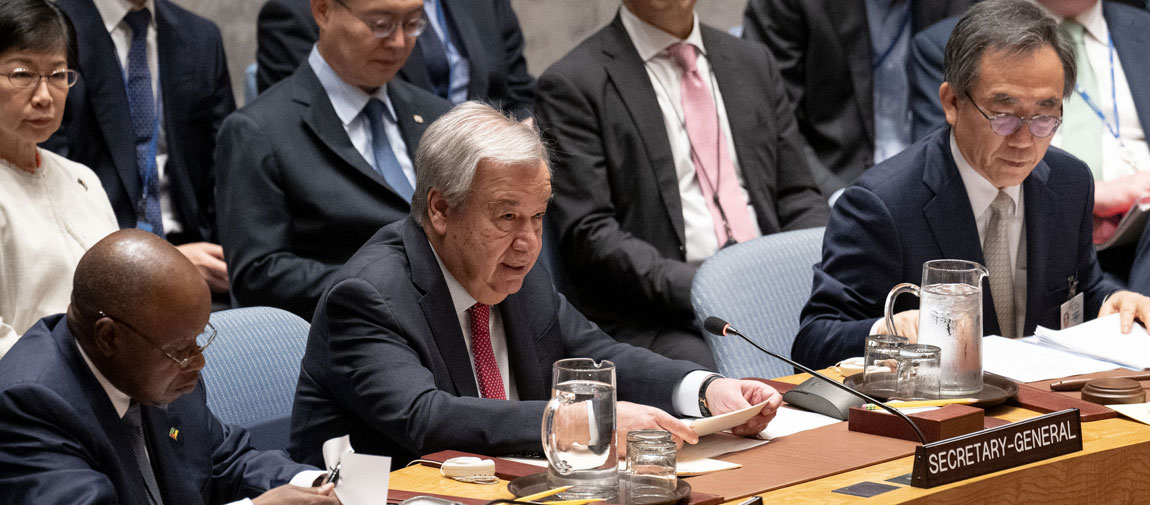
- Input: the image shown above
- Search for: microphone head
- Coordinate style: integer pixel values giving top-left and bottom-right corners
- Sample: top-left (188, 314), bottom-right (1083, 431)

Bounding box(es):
top-left (703, 316), bottom-right (729, 336)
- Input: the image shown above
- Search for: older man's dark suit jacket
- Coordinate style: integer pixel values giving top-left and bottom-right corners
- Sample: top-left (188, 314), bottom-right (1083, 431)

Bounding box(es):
top-left (44, 0), bottom-right (234, 244)
top-left (255, 0), bottom-right (534, 117)
top-left (535, 15), bottom-right (828, 358)
top-left (910, 1), bottom-right (1150, 141)
top-left (794, 128), bottom-right (1121, 369)
top-left (0, 315), bottom-right (311, 505)
top-left (288, 218), bottom-right (701, 468)
top-left (742, 0), bottom-right (975, 196)
top-left (215, 63), bottom-right (450, 321)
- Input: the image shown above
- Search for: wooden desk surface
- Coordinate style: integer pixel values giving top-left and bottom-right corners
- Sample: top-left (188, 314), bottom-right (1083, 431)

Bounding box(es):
top-left (388, 372), bottom-right (1150, 505)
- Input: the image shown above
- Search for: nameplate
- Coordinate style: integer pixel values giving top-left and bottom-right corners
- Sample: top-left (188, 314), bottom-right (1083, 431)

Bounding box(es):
top-left (911, 409), bottom-right (1081, 488)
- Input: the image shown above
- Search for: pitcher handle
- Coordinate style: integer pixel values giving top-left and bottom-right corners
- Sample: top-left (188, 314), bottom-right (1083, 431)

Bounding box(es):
top-left (884, 283), bottom-right (921, 338)
top-left (542, 395), bottom-right (573, 475)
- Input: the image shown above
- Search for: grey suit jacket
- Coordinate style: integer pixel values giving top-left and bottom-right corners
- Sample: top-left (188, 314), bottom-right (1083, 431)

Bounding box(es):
top-left (215, 63), bottom-right (451, 321)
top-left (535, 15), bottom-right (827, 349)
top-left (287, 218), bottom-right (702, 467)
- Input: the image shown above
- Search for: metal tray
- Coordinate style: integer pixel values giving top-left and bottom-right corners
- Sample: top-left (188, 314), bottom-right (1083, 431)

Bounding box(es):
top-left (508, 472), bottom-right (691, 505)
top-left (843, 371), bottom-right (1019, 408)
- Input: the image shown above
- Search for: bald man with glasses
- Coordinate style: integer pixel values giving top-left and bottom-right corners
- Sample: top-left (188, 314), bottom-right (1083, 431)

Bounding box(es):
top-left (0, 229), bottom-right (337, 505)
top-left (792, 0), bottom-right (1150, 370)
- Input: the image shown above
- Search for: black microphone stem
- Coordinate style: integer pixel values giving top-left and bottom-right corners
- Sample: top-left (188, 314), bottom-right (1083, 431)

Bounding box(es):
top-left (717, 322), bottom-right (927, 445)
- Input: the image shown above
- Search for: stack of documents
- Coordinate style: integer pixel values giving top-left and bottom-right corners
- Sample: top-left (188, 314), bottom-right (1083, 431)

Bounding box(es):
top-left (1034, 313), bottom-right (1150, 370)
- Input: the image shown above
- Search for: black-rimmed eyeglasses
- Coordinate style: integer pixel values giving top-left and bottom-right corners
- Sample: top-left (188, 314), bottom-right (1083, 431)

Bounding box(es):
top-left (333, 0), bottom-right (429, 39)
top-left (965, 91), bottom-right (1062, 138)
top-left (97, 311), bottom-right (216, 368)
top-left (0, 69), bottom-right (78, 90)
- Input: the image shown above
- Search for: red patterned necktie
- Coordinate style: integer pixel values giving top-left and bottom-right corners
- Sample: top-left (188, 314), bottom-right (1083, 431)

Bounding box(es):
top-left (468, 303), bottom-right (506, 400)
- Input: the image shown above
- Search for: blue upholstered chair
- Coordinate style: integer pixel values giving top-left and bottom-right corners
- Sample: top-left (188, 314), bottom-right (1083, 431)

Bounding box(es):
top-left (201, 306), bottom-right (309, 451)
top-left (690, 227), bottom-right (825, 379)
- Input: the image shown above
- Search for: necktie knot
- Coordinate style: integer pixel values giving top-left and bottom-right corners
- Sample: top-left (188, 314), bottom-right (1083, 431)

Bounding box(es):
top-left (667, 42), bottom-right (698, 75)
top-left (1061, 20), bottom-right (1086, 46)
top-left (124, 9), bottom-right (151, 40)
top-left (363, 98), bottom-right (392, 127)
top-left (991, 190), bottom-right (1014, 216)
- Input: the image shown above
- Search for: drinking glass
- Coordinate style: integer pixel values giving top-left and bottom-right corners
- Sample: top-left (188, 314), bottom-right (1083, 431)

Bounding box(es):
top-left (624, 430), bottom-right (676, 503)
top-left (895, 344), bottom-right (942, 400)
top-left (863, 334), bottom-right (908, 396)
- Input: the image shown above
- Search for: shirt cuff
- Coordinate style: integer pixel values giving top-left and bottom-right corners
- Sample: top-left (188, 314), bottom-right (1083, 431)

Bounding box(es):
top-left (869, 317), bottom-right (885, 336)
top-left (291, 470), bottom-right (329, 487)
top-left (672, 370), bottom-right (718, 418)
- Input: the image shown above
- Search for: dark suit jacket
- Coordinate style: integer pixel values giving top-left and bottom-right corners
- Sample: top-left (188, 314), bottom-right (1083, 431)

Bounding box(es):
top-left (255, 0), bottom-right (534, 117)
top-left (743, 0), bottom-right (974, 196)
top-left (45, 0), bottom-right (234, 243)
top-left (0, 315), bottom-right (312, 505)
top-left (534, 15), bottom-right (828, 350)
top-left (794, 128), bottom-right (1120, 369)
top-left (287, 218), bottom-right (701, 467)
top-left (910, 1), bottom-right (1150, 141)
top-left (215, 63), bottom-right (451, 321)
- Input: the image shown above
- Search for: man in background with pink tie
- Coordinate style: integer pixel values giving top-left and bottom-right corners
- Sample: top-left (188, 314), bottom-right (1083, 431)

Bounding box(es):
top-left (535, 0), bottom-right (829, 368)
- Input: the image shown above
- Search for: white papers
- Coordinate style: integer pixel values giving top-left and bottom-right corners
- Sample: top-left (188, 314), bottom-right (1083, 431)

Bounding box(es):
top-left (1035, 313), bottom-right (1150, 370)
top-left (982, 335), bottom-right (1121, 382)
top-left (758, 406), bottom-right (841, 440)
top-left (1108, 403), bottom-right (1150, 425)
top-left (684, 400), bottom-right (769, 436)
top-left (321, 435), bottom-right (392, 505)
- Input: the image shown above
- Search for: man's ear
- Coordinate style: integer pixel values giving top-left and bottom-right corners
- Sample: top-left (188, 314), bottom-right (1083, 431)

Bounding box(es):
top-left (427, 188), bottom-right (451, 236)
top-left (91, 318), bottom-right (120, 357)
top-left (311, 0), bottom-right (332, 30)
top-left (940, 81), bottom-right (960, 127)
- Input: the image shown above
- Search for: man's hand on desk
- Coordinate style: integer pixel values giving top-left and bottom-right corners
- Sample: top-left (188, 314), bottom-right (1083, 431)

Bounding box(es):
top-left (616, 401), bottom-right (698, 456)
top-left (703, 378), bottom-right (782, 437)
top-left (252, 483), bottom-right (339, 504)
top-left (871, 310), bottom-right (920, 343)
top-left (1099, 290), bottom-right (1150, 333)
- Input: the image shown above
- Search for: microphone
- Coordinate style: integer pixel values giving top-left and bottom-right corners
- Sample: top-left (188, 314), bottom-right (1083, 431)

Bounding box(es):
top-left (703, 316), bottom-right (927, 444)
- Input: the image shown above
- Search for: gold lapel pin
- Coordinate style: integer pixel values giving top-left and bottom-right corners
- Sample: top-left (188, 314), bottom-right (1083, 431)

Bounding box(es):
top-left (413, 114), bottom-right (424, 124)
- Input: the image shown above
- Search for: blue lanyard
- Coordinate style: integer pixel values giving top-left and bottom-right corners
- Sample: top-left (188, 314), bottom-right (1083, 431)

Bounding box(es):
top-left (872, 4), bottom-right (911, 71)
top-left (430, 0), bottom-right (453, 90)
top-left (1073, 34), bottom-right (1122, 143)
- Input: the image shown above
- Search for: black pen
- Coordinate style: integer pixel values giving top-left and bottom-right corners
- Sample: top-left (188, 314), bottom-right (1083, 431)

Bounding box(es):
top-left (323, 461), bottom-right (342, 487)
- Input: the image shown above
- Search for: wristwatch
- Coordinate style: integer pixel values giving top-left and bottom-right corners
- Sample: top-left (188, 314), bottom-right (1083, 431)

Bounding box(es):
top-left (698, 374), bottom-right (723, 417)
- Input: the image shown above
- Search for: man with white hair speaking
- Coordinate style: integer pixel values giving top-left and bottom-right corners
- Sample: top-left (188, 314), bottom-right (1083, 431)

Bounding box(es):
top-left (288, 102), bottom-right (783, 467)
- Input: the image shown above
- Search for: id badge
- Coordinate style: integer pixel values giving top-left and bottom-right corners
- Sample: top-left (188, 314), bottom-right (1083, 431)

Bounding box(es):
top-left (1060, 292), bottom-right (1084, 329)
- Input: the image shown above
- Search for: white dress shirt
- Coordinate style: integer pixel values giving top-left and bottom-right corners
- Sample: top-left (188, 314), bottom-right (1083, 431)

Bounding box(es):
top-left (308, 47), bottom-right (417, 189)
top-left (93, 0), bottom-right (181, 234)
top-left (1048, 1), bottom-right (1150, 179)
top-left (951, 133), bottom-right (1028, 337)
top-left (619, 6), bottom-right (761, 264)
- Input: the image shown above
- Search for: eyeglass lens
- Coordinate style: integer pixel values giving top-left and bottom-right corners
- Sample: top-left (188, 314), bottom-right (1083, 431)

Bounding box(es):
top-left (989, 115), bottom-right (1060, 137)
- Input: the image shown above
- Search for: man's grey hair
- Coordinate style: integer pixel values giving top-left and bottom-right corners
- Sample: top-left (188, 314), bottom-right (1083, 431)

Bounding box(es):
top-left (411, 101), bottom-right (550, 225)
top-left (944, 0), bottom-right (1076, 100)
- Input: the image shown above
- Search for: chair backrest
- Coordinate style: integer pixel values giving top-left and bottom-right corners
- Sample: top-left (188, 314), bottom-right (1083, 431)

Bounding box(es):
top-left (691, 227), bottom-right (825, 379)
top-left (201, 306), bottom-right (309, 450)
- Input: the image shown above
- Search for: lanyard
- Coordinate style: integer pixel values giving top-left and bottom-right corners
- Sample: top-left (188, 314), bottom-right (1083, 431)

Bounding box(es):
top-left (872, 4), bottom-right (911, 71)
top-left (1073, 34), bottom-right (1122, 144)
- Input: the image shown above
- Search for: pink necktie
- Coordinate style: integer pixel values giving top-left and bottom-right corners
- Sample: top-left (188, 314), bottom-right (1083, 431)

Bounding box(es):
top-left (468, 304), bottom-right (506, 400)
top-left (667, 42), bottom-right (758, 247)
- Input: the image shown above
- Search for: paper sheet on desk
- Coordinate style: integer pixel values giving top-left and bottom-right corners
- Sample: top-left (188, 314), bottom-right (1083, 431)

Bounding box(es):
top-left (322, 435), bottom-right (391, 505)
top-left (1035, 313), bottom-right (1150, 370)
top-left (1108, 403), bottom-right (1150, 425)
top-left (982, 335), bottom-right (1121, 382)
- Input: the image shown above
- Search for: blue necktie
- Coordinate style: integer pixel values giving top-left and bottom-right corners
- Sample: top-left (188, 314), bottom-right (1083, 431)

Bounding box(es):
top-left (418, 17), bottom-right (451, 99)
top-left (124, 9), bottom-right (164, 237)
top-left (363, 99), bottom-right (414, 202)
top-left (124, 404), bottom-right (165, 505)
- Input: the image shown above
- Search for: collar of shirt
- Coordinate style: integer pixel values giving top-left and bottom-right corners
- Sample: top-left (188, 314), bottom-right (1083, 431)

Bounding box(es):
top-left (95, 0), bottom-right (156, 34)
top-left (950, 131), bottom-right (1021, 218)
top-left (1039, 1), bottom-right (1108, 42)
top-left (618, 5), bottom-right (707, 62)
top-left (307, 46), bottom-right (395, 127)
top-left (427, 239), bottom-right (479, 317)
top-left (75, 340), bottom-right (132, 419)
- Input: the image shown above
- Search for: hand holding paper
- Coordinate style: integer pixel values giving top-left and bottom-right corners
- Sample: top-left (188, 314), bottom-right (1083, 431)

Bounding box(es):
top-left (702, 378), bottom-right (782, 436)
top-left (1098, 291), bottom-right (1150, 334)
